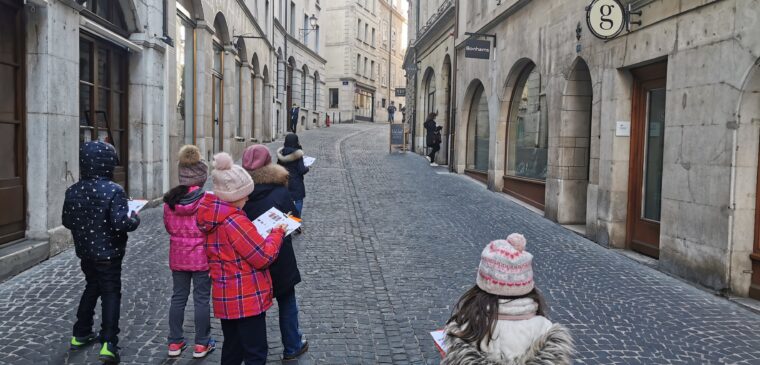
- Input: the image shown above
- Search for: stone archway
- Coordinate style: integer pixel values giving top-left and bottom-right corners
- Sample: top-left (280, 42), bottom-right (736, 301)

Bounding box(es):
top-left (463, 80), bottom-right (489, 183)
top-left (549, 58), bottom-right (593, 225)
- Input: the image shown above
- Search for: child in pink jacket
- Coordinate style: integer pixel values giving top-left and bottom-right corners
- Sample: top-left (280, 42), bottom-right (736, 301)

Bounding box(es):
top-left (163, 145), bottom-right (215, 359)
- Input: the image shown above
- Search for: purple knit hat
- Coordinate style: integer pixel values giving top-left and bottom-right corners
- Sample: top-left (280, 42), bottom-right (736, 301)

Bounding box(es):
top-left (242, 145), bottom-right (272, 171)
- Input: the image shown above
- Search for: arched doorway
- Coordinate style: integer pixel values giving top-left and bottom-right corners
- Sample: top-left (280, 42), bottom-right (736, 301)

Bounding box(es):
top-left (503, 61), bottom-right (548, 210)
top-left (301, 65), bottom-right (309, 112)
top-left (739, 61), bottom-right (760, 299)
top-left (262, 65), bottom-right (272, 141)
top-left (251, 53), bottom-right (261, 140)
top-left (234, 38), bottom-right (247, 138)
top-left (465, 81), bottom-right (489, 183)
top-left (287, 57), bottom-right (296, 109)
top-left (0, 1), bottom-right (25, 246)
top-left (211, 13), bottom-right (230, 156)
top-left (555, 58), bottom-right (593, 224)
top-left (78, 0), bottom-right (133, 189)
top-left (176, 0), bottom-right (202, 145)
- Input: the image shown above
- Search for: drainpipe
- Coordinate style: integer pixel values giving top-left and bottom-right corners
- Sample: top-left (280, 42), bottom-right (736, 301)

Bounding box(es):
top-left (449, 0), bottom-right (458, 172)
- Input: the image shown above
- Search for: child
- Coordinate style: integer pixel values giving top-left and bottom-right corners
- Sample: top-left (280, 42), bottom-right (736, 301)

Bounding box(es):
top-left (163, 145), bottom-right (215, 358)
top-left (242, 145), bottom-right (309, 360)
top-left (196, 152), bottom-right (287, 364)
top-left (443, 234), bottom-right (574, 365)
top-left (277, 134), bottom-right (309, 220)
top-left (62, 141), bottom-right (141, 364)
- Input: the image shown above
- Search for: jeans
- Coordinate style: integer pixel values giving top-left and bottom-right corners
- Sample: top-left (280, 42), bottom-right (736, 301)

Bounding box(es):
top-left (276, 289), bottom-right (304, 356)
top-left (388, 113), bottom-right (395, 122)
top-left (73, 259), bottom-right (123, 345)
top-left (220, 313), bottom-right (268, 365)
top-left (294, 200), bottom-right (303, 218)
top-left (168, 271), bottom-right (211, 345)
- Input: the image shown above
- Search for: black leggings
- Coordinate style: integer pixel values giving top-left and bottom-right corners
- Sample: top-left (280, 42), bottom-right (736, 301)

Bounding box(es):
top-left (428, 143), bottom-right (440, 162)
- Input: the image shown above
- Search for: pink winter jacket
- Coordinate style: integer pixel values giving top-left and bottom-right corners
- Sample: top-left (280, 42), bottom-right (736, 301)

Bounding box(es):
top-left (164, 188), bottom-right (209, 272)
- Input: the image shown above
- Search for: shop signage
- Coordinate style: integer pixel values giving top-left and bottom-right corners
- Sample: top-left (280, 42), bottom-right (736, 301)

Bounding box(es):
top-left (389, 123), bottom-right (406, 152)
top-left (615, 121), bottom-right (631, 137)
top-left (464, 39), bottom-right (491, 59)
top-left (395, 88), bottom-right (406, 97)
top-left (586, 0), bottom-right (626, 40)
top-left (342, 81), bottom-right (349, 85)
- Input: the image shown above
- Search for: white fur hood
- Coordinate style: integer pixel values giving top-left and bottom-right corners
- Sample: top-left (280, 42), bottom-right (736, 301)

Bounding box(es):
top-left (276, 147), bottom-right (304, 163)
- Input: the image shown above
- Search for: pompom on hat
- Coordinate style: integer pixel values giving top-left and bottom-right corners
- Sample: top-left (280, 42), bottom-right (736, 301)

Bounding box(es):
top-left (476, 233), bottom-right (534, 297)
top-left (211, 152), bottom-right (254, 203)
top-left (177, 145), bottom-right (208, 187)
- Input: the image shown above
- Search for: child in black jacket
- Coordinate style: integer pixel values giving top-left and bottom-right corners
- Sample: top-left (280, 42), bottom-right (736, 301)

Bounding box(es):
top-left (62, 141), bottom-right (140, 364)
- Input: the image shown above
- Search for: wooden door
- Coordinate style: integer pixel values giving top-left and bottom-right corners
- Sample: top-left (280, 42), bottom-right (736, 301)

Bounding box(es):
top-left (751, 137), bottom-right (760, 299)
top-left (627, 62), bottom-right (667, 258)
top-left (212, 74), bottom-right (223, 153)
top-left (0, 0), bottom-right (26, 246)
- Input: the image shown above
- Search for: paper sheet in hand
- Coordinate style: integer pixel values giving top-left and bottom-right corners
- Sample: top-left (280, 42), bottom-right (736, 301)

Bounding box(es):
top-left (128, 200), bottom-right (148, 215)
top-left (430, 330), bottom-right (447, 357)
top-left (252, 207), bottom-right (302, 237)
top-left (303, 156), bottom-right (316, 167)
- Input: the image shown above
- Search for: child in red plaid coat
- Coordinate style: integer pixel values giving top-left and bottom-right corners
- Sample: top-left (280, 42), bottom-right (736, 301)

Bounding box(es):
top-left (197, 153), bottom-right (287, 365)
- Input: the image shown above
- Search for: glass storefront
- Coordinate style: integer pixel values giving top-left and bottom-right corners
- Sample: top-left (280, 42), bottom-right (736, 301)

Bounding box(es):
top-left (355, 87), bottom-right (373, 122)
top-left (467, 84), bottom-right (489, 172)
top-left (506, 67), bottom-right (548, 180)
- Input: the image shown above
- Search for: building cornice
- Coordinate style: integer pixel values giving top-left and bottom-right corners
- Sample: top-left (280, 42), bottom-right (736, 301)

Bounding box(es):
top-left (274, 20), bottom-right (327, 64)
top-left (413, 0), bottom-right (454, 51)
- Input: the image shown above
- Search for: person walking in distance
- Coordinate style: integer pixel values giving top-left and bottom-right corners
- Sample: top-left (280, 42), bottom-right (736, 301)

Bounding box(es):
top-left (387, 101), bottom-right (397, 123)
top-left (424, 113), bottom-right (439, 165)
top-left (242, 145), bottom-right (309, 361)
top-left (442, 234), bottom-right (574, 364)
top-left (289, 104), bottom-right (300, 133)
top-left (163, 145), bottom-right (215, 359)
top-left (63, 141), bottom-right (141, 364)
top-left (277, 134), bottom-right (309, 223)
top-left (196, 153), bottom-right (287, 365)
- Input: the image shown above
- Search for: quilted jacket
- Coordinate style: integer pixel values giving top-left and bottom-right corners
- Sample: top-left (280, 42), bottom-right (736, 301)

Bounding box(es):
top-left (164, 187), bottom-right (208, 271)
top-left (62, 141), bottom-right (140, 261)
top-left (196, 193), bottom-right (285, 320)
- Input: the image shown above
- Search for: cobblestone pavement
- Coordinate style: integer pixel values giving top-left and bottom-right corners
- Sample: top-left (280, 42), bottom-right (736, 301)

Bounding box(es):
top-left (2, 123), bottom-right (760, 364)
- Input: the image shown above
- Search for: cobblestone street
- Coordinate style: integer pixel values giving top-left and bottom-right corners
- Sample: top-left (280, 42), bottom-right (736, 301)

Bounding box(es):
top-left (2, 123), bottom-right (760, 364)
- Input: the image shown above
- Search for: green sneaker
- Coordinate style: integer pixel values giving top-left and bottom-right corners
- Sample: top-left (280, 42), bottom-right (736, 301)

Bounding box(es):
top-left (98, 342), bottom-right (120, 364)
top-left (70, 333), bottom-right (96, 350)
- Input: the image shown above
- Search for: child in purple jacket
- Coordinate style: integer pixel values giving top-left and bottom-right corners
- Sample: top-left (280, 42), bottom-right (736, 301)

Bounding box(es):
top-left (162, 145), bottom-right (215, 359)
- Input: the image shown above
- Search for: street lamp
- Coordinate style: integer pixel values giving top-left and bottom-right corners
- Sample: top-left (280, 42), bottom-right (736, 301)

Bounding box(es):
top-left (300, 14), bottom-right (319, 36)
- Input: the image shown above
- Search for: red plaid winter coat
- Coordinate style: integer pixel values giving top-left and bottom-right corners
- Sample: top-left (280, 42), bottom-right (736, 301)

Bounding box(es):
top-left (196, 193), bottom-right (285, 320)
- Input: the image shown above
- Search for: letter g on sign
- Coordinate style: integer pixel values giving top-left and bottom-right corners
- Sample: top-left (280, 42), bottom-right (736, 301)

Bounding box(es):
top-left (586, 0), bottom-right (625, 39)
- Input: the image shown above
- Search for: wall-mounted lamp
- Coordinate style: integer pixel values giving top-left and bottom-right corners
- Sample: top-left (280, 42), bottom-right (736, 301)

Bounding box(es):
top-left (299, 14), bottom-right (319, 36)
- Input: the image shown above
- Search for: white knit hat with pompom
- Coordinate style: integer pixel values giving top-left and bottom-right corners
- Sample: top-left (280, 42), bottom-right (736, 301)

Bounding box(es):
top-left (211, 152), bottom-right (254, 202)
top-left (476, 233), bottom-right (534, 296)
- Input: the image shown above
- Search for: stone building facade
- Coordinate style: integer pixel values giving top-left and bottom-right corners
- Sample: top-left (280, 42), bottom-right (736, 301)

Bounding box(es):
top-left (406, 0), bottom-right (760, 299)
top-left (0, 0), bottom-right (327, 280)
top-left (321, 0), bottom-right (407, 124)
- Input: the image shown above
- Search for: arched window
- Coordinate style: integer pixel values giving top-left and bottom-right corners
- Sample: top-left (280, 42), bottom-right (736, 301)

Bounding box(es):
top-left (302, 66), bottom-right (309, 109)
top-left (313, 72), bottom-right (319, 111)
top-left (505, 65), bottom-right (547, 180)
top-left (176, 2), bottom-right (196, 144)
top-left (466, 82), bottom-right (489, 173)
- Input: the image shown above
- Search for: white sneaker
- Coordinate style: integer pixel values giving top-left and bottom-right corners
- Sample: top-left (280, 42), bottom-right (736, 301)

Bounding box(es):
top-left (425, 156), bottom-right (431, 162)
top-left (430, 162), bottom-right (439, 167)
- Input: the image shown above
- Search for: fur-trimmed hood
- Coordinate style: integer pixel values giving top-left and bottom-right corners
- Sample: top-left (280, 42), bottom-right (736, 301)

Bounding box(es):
top-left (442, 324), bottom-right (574, 365)
top-left (277, 147), bottom-right (304, 163)
top-left (249, 164), bottom-right (289, 186)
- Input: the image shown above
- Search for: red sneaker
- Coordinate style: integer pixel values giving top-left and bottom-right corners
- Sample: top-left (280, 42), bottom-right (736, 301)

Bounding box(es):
top-left (193, 339), bottom-right (216, 359)
top-left (167, 341), bottom-right (187, 357)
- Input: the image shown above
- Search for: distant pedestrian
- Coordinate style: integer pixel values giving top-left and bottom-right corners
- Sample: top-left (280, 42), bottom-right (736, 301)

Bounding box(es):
top-left (197, 153), bottom-right (287, 365)
top-left (399, 104), bottom-right (406, 123)
top-left (442, 234), bottom-right (574, 364)
top-left (387, 101), bottom-right (397, 123)
top-left (277, 134), bottom-right (309, 222)
top-left (162, 145), bottom-right (215, 359)
top-left (424, 113), bottom-right (439, 166)
top-left (289, 104), bottom-right (300, 133)
top-left (63, 141), bottom-right (141, 364)
top-left (242, 145), bottom-right (309, 361)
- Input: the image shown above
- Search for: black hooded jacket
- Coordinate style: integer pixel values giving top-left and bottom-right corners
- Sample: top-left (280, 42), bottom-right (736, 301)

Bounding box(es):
top-left (242, 164), bottom-right (302, 298)
top-left (62, 141), bottom-right (140, 261)
top-left (278, 134), bottom-right (309, 201)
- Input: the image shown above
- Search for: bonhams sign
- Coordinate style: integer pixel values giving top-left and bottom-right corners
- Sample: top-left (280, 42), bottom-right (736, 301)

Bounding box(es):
top-left (465, 39), bottom-right (491, 59)
top-left (586, 0), bottom-right (626, 40)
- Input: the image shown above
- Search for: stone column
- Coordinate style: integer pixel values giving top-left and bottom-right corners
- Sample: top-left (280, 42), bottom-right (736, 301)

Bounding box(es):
top-left (194, 22), bottom-right (214, 161)
top-left (253, 75), bottom-right (265, 140)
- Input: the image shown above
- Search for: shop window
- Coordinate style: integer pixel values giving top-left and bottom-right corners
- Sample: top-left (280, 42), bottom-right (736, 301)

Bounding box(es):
top-left (176, 11), bottom-right (195, 144)
top-left (506, 66), bottom-right (548, 180)
top-left (467, 85), bottom-right (489, 172)
top-left (81, 0), bottom-right (128, 35)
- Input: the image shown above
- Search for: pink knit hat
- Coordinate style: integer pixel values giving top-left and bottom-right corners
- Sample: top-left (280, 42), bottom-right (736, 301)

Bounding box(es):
top-left (211, 152), bottom-right (254, 202)
top-left (476, 233), bottom-right (534, 296)
top-left (242, 145), bottom-right (272, 171)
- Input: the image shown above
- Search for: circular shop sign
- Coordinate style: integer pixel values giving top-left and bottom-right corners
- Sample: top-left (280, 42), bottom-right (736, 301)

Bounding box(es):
top-left (586, 0), bottom-right (626, 40)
